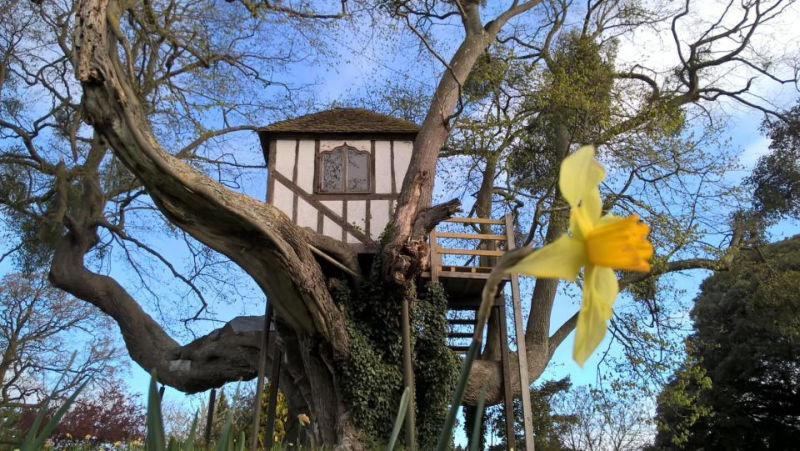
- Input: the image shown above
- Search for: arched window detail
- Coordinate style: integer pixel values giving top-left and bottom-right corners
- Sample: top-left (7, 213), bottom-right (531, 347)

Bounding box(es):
top-left (317, 144), bottom-right (372, 193)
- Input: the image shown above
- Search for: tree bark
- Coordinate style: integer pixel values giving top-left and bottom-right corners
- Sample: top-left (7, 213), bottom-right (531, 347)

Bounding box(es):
top-left (49, 176), bottom-right (265, 392)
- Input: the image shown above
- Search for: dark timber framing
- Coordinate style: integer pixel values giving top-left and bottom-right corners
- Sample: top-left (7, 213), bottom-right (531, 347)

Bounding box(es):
top-left (262, 132), bottom-right (416, 252)
top-left (271, 172), bottom-right (372, 244)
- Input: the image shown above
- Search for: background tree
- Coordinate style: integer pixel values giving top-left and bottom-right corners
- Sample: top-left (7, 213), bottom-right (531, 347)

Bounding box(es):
top-left (653, 236), bottom-right (800, 449)
top-left (748, 99), bottom-right (800, 221)
top-left (433, 1), bottom-right (795, 439)
top-left (53, 384), bottom-right (145, 444)
top-left (0, 272), bottom-right (121, 445)
top-left (555, 383), bottom-right (654, 451)
top-left (486, 378), bottom-right (576, 451)
top-left (7, 383), bottom-right (145, 446)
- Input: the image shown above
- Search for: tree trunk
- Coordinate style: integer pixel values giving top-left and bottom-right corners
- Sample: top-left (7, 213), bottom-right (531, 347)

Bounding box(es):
top-left (383, 27), bottom-right (493, 284)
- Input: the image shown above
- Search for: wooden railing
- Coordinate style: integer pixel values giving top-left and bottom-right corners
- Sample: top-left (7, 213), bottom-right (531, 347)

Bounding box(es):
top-left (425, 214), bottom-right (514, 281)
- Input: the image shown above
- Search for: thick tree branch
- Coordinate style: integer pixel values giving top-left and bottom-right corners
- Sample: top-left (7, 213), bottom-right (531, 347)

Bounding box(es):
top-left (74, 0), bottom-right (348, 356)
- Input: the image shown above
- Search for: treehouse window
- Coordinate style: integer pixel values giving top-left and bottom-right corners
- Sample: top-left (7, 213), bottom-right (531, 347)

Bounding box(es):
top-left (318, 144), bottom-right (371, 193)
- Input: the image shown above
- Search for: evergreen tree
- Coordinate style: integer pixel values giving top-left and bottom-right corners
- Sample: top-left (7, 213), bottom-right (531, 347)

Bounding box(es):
top-left (654, 237), bottom-right (800, 449)
top-left (486, 378), bottom-right (576, 451)
top-left (748, 101), bottom-right (800, 220)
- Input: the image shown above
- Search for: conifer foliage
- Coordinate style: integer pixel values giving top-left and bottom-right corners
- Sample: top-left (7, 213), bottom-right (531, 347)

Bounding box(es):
top-left (654, 237), bottom-right (800, 448)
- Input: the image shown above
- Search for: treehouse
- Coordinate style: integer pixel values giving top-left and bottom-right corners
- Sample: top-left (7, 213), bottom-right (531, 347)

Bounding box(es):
top-left (258, 108), bottom-right (418, 253)
top-left (257, 108), bottom-right (533, 449)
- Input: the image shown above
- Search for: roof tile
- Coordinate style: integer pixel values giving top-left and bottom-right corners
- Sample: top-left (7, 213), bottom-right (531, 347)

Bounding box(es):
top-left (260, 108), bottom-right (419, 134)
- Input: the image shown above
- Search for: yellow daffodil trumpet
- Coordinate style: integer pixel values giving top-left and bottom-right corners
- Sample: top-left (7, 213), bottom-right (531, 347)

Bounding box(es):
top-left (507, 145), bottom-right (653, 366)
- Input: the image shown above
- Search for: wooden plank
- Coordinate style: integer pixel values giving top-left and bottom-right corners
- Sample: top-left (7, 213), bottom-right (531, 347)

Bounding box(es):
top-left (447, 332), bottom-right (474, 339)
top-left (266, 140), bottom-right (276, 204)
top-left (448, 319), bottom-right (476, 325)
top-left (436, 271), bottom-right (511, 280)
top-left (249, 304), bottom-right (273, 451)
top-left (496, 304), bottom-right (517, 451)
top-left (429, 231), bottom-right (440, 282)
top-left (437, 247), bottom-right (505, 257)
top-left (390, 140), bottom-right (396, 194)
top-left (443, 217), bottom-right (504, 224)
top-left (434, 271), bottom-right (493, 280)
top-left (401, 298), bottom-right (416, 449)
top-left (440, 265), bottom-right (494, 272)
top-left (450, 346), bottom-right (470, 353)
top-left (435, 232), bottom-right (506, 240)
top-left (312, 193), bottom-right (398, 201)
top-left (505, 213), bottom-right (534, 451)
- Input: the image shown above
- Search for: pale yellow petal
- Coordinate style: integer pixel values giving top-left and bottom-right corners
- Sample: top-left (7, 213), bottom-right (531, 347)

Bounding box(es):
top-left (506, 235), bottom-right (586, 281)
top-left (569, 187), bottom-right (602, 239)
top-left (596, 214), bottom-right (622, 226)
top-left (559, 145), bottom-right (605, 210)
top-left (573, 265), bottom-right (619, 366)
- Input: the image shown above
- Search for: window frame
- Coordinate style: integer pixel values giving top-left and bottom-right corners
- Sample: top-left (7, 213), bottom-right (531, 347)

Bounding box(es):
top-left (315, 143), bottom-right (373, 194)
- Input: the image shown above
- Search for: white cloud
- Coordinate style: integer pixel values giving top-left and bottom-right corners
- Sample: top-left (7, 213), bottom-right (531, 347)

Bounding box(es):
top-left (740, 135), bottom-right (771, 168)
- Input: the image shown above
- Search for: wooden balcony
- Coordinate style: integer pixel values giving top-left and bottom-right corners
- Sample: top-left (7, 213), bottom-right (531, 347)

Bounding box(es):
top-left (420, 215), bottom-right (514, 310)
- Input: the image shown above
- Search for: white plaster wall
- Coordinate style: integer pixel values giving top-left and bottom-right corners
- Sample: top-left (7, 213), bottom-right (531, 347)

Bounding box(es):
top-left (374, 140), bottom-right (392, 194)
top-left (393, 140), bottom-right (413, 192)
top-left (347, 200), bottom-right (366, 243)
top-left (321, 200), bottom-right (343, 240)
top-left (323, 217), bottom-right (342, 239)
top-left (370, 200), bottom-right (390, 240)
top-left (296, 139), bottom-right (315, 192)
top-left (275, 140), bottom-right (296, 177)
top-left (297, 197), bottom-right (317, 229)
top-left (273, 181), bottom-right (293, 218)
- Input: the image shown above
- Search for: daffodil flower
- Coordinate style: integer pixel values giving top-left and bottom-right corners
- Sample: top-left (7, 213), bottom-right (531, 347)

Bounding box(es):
top-left (508, 145), bottom-right (653, 366)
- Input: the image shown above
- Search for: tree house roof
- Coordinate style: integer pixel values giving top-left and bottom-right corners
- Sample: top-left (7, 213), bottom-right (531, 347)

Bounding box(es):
top-left (259, 107), bottom-right (419, 136)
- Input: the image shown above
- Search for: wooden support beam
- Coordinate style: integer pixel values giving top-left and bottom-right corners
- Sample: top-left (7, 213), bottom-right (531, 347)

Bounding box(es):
top-left (205, 388), bottom-right (217, 445)
top-left (435, 232), bottom-right (506, 240)
top-left (264, 347), bottom-right (282, 447)
top-left (443, 217), bottom-right (504, 224)
top-left (429, 231), bottom-right (440, 282)
top-left (447, 332), bottom-right (474, 339)
top-left (506, 213), bottom-right (535, 451)
top-left (250, 303), bottom-right (273, 451)
top-left (402, 298), bottom-right (416, 450)
top-left (496, 304), bottom-right (517, 451)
